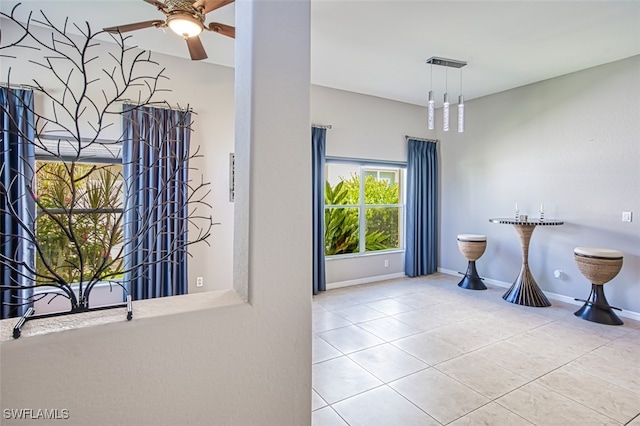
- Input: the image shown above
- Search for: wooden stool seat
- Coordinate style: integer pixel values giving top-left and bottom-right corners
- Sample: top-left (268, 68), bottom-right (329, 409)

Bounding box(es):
top-left (573, 247), bottom-right (623, 325)
top-left (457, 234), bottom-right (487, 290)
top-left (457, 234), bottom-right (487, 261)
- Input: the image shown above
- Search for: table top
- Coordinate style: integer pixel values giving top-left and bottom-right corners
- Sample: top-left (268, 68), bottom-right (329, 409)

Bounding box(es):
top-left (489, 218), bottom-right (564, 226)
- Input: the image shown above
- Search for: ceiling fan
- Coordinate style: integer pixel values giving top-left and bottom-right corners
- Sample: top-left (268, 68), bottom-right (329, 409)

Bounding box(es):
top-left (103, 0), bottom-right (235, 61)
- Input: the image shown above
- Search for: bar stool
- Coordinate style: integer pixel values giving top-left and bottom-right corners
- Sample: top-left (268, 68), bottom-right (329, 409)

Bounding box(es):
top-left (457, 234), bottom-right (487, 290)
top-left (574, 247), bottom-right (623, 325)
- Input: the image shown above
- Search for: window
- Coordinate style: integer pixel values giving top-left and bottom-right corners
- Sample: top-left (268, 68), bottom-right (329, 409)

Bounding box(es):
top-left (324, 161), bottom-right (404, 256)
top-left (34, 160), bottom-right (124, 286)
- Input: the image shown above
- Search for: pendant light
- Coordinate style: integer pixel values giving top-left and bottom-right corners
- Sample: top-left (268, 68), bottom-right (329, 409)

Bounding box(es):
top-left (458, 68), bottom-right (465, 133)
top-left (428, 63), bottom-right (435, 130)
top-left (425, 57), bottom-right (468, 133)
top-left (443, 67), bottom-right (449, 132)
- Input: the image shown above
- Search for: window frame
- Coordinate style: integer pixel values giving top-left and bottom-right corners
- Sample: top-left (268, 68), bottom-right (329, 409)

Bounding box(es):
top-left (32, 140), bottom-right (126, 311)
top-left (324, 157), bottom-right (407, 258)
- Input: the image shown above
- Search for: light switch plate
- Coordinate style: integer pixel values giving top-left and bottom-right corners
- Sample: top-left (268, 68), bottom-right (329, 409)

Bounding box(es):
top-left (622, 211), bottom-right (632, 222)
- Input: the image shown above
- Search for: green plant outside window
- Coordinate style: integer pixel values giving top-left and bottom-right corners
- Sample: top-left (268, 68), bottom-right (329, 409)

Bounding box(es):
top-left (34, 161), bottom-right (125, 285)
top-left (324, 164), bottom-right (403, 256)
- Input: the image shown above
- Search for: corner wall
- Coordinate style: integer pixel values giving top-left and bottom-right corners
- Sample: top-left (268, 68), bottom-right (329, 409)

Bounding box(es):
top-left (438, 55), bottom-right (640, 314)
top-left (311, 85), bottom-right (428, 285)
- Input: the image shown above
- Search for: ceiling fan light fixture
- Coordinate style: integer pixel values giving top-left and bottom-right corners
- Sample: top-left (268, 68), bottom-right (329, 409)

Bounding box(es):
top-left (167, 14), bottom-right (203, 38)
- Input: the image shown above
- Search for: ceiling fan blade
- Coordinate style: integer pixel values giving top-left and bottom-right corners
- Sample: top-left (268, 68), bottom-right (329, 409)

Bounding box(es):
top-left (207, 22), bottom-right (235, 39)
top-left (194, 0), bottom-right (234, 14)
top-left (186, 36), bottom-right (208, 60)
top-left (103, 20), bottom-right (164, 34)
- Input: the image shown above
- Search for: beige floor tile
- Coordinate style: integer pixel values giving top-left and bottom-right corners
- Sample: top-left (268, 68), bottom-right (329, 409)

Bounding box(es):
top-left (392, 292), bottom-right (444, 309)
top-left (421, 302), bottom-right (487, 325)
top-left (317, 325), bottom-right (384, 354)
top-left (569, 346), bottom-right (640, 393)
top-left (436, 352), bottom-right (531, 399)
top-left (526, 321), bottom-right (616, 351)
top-left (470, 307), bottom-right (553, 339)
top-left (312, 357), bottom-right (383, 404)
top-left (332, 304), bottom-right (387, 323)
top-left (314, 294), bottom-right (360, 311)
top-left (472, 341), bottom-right (566, 380)
top-left (536, 364), bottom-right (640, 424)
top-left (364, 298), bottom-right (415, 315)
top-left (393, 308), bottom-right (453, 331)
top-left (313, 275), bottom-right (638, 425)
top-left (392, 330), bottom-right (466, 365)
top-left (496, 382), bottom-right (622, 425)
top-left (449, 402), bottom-right (533, 426)
top-left (608, 331), bottom-right (640, 357)
top-left (427, 321), bottom-right (501, 352)
top-left (333, 386), bottom-right (439, 426)
top-left (312, 406), bottom-right (349, 426)
top-left (356, 316), bottom-right (422, 342)
top-left (564, 315), bottom-right (635, 340)
top-left (628, 415), bottom-right (640, 425)
top-left (313, 310), bottom-right (352, 333)
top-left (312, 389), bottom-right (328, 411)
top-left (348, 343), bottom-right (428, 383)
top-left (390, 368), bottom-right (489, 424)
top-left (504, 330), bottom-right (592, 364)
top-left (374, 282), bottom-right (422, 298)
top-left (313, 334), bottom-right (342, 364)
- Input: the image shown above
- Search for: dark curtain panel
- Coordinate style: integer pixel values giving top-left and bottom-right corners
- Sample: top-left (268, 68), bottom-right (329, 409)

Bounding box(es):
top-left (312, 127), bottom-right (326, 294)
top-left (1, 88), bottom-right (35, 319)
top-left (122, 105), bottom-right (191, 300)
top-left (405, 139), bottom-right (438, 277)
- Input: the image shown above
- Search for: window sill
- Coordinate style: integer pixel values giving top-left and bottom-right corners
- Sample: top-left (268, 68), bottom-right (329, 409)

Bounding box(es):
top-left (326, 249), bottom-right (405, 261)
top-left (0, 289), bottom-right (245, 342)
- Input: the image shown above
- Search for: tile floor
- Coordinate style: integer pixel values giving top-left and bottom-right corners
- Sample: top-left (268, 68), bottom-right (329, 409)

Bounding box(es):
top-left (312, 273), bottom-right (640, 426)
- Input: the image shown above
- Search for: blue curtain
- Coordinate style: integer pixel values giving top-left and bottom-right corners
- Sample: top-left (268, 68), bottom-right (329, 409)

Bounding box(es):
top-left (312, 127), bottom-right (326, 294)
top-left (1, 88), bottom-right (35, 319)
top-left (122, 105), bottom-right (191, 300)
top-left (405, 139), bottom-right (438, 277)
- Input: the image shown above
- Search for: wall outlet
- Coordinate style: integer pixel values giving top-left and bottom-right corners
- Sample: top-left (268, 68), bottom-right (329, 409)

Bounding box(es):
top-left (196, 276), bottom-right (204, 287)
top-left (384, 259), bottom-right (389, 268)
top-left (622, 211), bottom-right (632, 222)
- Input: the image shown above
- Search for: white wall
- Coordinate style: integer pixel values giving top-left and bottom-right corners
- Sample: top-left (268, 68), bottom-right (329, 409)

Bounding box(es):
top-left (439, 55), bottom-right (640, 314)
top-left (311, 85), bottom-right (427, 285)
top-left (0, 1), bottom-right (312, 425)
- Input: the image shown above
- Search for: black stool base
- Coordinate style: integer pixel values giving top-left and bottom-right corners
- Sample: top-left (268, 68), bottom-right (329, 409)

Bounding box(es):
top-left (574, 284), bottom-right (623, 326)
top-left (458, 261), bottom-right (487, 290)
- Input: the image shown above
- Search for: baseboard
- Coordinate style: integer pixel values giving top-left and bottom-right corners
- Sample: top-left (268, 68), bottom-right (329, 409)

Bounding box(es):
top-left (438, 268), bottom-right (640, 322)
top-left (327, 272), bottom-right (406, 290)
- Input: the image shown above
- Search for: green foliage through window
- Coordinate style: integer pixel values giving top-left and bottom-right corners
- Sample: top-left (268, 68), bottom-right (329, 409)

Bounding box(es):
top-left (34, 162), bottom-right (124, 285)
top-left (324, 165), bottom-right (403, 256)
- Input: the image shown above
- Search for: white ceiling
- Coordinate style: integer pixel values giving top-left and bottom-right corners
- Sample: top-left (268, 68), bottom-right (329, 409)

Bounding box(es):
top-left (3, 0), bottom-right (640, 107)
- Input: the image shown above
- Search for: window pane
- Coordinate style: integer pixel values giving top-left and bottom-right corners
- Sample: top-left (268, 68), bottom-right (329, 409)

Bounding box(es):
top-left (365, 207), bottom-right (400, 251)
top-left (325, 163), bottom-right (359, 205)
top-left (324, 207), bottom-right (359, 255)
top-left (34, 161), bottom-right (124, 285)
top-left (364, 169), bottom-right (399, 205)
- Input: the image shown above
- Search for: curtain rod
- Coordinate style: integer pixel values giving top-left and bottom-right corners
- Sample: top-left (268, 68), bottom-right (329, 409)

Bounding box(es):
top-left (1, 82), bottom-right (44, 92)
top-left (120, 100), bottom-right (194, 113)
top-left (405, 135), bottom-right (438, 143)
top-left (312, 123), bottom-right (332, 129)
